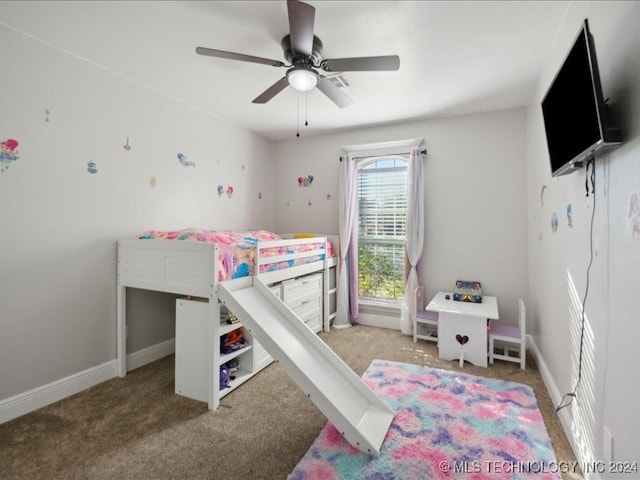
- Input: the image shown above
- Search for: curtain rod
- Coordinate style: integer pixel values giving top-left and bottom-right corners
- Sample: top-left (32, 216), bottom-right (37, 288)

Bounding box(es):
top-left (340, 149), bottom-right (427, 161)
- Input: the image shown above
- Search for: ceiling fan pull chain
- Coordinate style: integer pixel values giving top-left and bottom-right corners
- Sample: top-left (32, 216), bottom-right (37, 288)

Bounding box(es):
top-left (296, 91), bottom-right (300, 137)
top-left (305, 89), bottom-right (309, 127)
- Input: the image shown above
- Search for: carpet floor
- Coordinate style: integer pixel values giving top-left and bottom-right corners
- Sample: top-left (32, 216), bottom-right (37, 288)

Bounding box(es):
top-left (0, 325), bottom-right (580, 479)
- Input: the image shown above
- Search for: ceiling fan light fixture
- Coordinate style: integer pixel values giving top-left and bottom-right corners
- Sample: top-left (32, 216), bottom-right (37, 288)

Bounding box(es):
top-left (287, 67), bottom-right (318, 91)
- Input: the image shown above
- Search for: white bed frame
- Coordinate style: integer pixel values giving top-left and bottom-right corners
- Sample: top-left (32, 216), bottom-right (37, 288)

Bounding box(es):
top-left (116, 234), bottom-right (339, 410)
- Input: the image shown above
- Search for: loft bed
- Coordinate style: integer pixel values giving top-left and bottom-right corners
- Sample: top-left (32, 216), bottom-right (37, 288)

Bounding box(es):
top-left (116, 229), bottom-right (339, 410)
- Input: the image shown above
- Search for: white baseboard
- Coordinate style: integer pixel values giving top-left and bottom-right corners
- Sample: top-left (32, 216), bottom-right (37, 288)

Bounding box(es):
top-left (0, 338), bottom-right (176, 425)
top-left (333, 323), bottom-right (352, 330)
top-left (357, 312), bottom-right (400, 330)
top-left (526, 335), bottom-right (565, 415)
top-left (126, 338), bottom-right (175, 372)
top-left (527, 335), bottom-right (572, 431)
top-left (0, 360), bottom-right (118, 425)
top-left (527, 335), bottom-right (592, 478)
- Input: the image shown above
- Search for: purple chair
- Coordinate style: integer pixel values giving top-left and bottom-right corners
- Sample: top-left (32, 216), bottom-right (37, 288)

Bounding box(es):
top-left (413, 286), bottom-right (438, 343)
top-left (489, 298), bottom-right (526, 369)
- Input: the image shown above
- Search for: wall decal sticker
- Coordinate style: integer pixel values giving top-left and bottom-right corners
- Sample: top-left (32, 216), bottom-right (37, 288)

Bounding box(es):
top-left (150, 176), bottom-right (157, 187)
top-left (217, 185), bottom-right (234, 198)
top-left (44, 109), bottom-right (51, 123)
top-left (540, 185), bottom-right (547, 207)
top-left (551, 212), bottom-right (558, 233)
top-left (242, 164), bottom-right (246, 171)
top-left (123, 138), bottom-right (131, 151)
top-left (87, 161), bottom-right (98, 174)
top-left (308, 198), bottom-right (312, 206)
top-left (177, 152), bottom-right (195, 167)
top-left (0, 138), bottom-right (19, 172)
top-left (257, 192), bottom-right (262, 200)
top-left (326, 193), bottom-right (332, 200)
top-left (566, 204), bottom-right (573, 228)
top-left (298, 175), bottom-right (314, 187)
top-left (627, 192), bottom-right (640, 238)
top-left (286, 200), bottom-right (290, 207)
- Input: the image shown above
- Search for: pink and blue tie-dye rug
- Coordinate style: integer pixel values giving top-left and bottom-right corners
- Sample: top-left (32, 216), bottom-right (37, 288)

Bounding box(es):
top-left (289, 360), bottom-right (562, 480)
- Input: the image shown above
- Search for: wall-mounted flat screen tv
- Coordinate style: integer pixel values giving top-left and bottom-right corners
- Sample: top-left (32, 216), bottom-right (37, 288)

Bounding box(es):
top-left (541, 19), bottom-right (621, 177)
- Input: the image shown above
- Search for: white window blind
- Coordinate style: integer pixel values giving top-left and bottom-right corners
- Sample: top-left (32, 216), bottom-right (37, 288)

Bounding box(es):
top-left (357, 157), bottom-right (408, 301)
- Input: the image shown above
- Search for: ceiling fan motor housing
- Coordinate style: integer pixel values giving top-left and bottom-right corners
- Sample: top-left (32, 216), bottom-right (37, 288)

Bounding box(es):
top-left (281, 34), bottom-right (323, 66)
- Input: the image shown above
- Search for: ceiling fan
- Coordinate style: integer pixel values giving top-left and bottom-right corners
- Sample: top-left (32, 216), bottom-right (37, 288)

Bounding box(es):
top-left (195, 0), bottom-right (400, 108)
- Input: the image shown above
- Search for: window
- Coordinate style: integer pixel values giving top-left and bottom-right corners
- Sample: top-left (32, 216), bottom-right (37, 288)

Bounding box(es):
top-left (357, 155), bottom-right (408, 302)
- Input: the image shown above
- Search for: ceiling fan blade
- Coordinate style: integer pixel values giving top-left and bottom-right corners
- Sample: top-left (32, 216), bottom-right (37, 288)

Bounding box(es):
top-left (321, 55), bottom-right (400, 72)
top-left (196, 47), bottom-right (285, 67)
top-left (316, 77), bottom-right (353, 108)
top-left (287, 0), bottom-right (315, 56)
top-left (252, 77), bottom-right (290, 104)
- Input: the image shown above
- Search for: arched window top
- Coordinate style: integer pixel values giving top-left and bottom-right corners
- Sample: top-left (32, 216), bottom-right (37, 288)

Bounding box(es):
top-left (359, 155), bottom-right (408, 171)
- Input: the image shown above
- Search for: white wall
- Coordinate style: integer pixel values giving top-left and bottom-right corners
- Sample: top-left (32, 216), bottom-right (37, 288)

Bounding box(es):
top-left (0, 24), bottom-right (276, 401)
top-left (526, 2), bottom-right (640, 474)
top-left (274, 108), bottom-right (528, 327)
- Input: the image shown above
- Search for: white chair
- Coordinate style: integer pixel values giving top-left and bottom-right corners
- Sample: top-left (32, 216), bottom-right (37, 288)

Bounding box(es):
top-left (413, 286), bottom-right (438, 343)
top-left (489, 298), bottom-right (526, 369)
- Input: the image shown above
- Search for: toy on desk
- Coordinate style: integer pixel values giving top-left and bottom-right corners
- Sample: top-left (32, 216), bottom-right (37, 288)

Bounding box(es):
top-left (453, 280), bottom-right (483, 303)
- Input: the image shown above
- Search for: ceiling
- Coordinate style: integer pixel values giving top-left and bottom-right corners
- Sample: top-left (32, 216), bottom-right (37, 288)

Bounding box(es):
top-left (0, 1), bottom-right (570, 141)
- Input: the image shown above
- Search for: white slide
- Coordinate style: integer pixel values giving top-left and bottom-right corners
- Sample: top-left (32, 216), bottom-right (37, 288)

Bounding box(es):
top-left (217, 277), bottom-right (394, 456)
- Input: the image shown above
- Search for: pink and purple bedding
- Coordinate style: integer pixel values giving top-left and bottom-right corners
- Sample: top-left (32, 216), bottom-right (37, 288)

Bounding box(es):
top-left (135, 229), bottom-right (334, 282)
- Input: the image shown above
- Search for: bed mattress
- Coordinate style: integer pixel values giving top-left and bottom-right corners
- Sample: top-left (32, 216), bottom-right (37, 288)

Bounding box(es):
top-left (135, 229), bottom-right (334, 282)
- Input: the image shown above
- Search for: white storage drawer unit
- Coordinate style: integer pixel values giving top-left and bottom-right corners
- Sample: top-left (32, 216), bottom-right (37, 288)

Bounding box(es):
top-left (282, 273), bottom-right (322, 333)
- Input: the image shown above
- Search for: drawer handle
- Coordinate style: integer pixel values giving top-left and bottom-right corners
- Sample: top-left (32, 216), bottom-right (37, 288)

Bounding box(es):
top-left (301, 280), bottom-right (309, 285)
top-left (300, 299), bottom-right (310, 305)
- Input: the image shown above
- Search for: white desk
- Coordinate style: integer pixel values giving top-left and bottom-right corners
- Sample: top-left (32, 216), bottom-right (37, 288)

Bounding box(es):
top-left (426, 291), bottom-right (499, 367)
